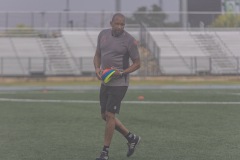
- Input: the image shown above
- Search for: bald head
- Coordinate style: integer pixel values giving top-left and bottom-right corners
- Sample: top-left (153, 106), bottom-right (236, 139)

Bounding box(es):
top-left (110, 13), bottom-right (125, 37)
top-left (111, 13), bottom-right (125, 22)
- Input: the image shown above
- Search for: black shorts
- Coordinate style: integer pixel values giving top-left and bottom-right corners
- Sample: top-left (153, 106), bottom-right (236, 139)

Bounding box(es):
top-left (99, 84), bottom-right (128, 114)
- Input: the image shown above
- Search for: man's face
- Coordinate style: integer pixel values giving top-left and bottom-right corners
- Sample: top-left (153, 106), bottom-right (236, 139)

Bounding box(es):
top-left (110, 16), bottom-right (125, 37)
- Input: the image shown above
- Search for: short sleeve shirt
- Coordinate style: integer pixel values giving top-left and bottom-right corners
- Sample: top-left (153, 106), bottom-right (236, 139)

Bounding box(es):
top-left (96, 29), bottom-right (140, 86)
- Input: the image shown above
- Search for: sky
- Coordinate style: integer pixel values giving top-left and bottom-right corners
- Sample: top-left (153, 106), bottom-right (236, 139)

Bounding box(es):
top-left (0, 0), bottom-right (179, 12)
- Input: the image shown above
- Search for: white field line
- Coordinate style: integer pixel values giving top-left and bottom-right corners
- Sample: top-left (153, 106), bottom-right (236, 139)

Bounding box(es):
top-left (0, 98), bottom-right (240, 105)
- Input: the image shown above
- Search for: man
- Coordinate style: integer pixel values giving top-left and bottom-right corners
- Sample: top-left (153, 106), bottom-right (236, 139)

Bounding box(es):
top-left (93, 13), bottom-right (141, 160)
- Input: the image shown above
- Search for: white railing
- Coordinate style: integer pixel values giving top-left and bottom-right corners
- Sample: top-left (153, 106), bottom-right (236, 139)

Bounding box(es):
top-left (1, 11), bottom-right (240, 29)
top-left (0, 56), bottom-right (239, 76)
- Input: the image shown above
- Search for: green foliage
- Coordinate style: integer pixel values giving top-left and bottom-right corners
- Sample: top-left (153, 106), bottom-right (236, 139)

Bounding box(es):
top-left (211, 13), bottom-right (240, 27)
top-left (4, 24), bottom-right (38, 37)
top-left (126, 4), bottom-right (167, 27)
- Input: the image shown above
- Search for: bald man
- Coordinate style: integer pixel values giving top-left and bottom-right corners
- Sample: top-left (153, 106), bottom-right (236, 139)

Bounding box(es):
top-left (93, 13), bottom-right (141, 160)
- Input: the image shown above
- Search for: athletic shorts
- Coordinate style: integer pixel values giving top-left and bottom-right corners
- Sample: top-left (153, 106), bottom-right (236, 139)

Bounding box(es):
top-left (99, 84), bottom-right (128, 114)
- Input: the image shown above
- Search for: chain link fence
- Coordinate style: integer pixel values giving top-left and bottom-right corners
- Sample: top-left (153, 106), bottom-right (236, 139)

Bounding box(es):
top-left (1, 11), bottom-right (240, 29)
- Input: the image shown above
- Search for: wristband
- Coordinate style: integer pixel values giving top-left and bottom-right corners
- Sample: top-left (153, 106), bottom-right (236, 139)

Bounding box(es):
top-left (119, 71), bottom-right (125, 76)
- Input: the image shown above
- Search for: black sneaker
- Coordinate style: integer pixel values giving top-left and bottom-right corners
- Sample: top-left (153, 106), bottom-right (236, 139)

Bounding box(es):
top-left (127, 135), bottom-right (141, 157)
top-left (96, 151), bottom-right (109, 160)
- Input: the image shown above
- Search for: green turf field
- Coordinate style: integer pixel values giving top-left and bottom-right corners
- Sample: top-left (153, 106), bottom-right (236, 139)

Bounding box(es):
top-left (0, 89), bottom-right (240, 160)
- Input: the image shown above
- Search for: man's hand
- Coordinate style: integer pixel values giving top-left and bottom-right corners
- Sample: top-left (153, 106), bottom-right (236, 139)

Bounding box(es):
top-left (95, 68), bottom-right (102, 80)
top-left (111, 67), bottom-right (124, 77)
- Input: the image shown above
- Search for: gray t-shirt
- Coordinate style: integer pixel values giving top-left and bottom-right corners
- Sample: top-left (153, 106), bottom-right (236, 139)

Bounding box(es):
top-left (96, 29), bottom-right (140, 86)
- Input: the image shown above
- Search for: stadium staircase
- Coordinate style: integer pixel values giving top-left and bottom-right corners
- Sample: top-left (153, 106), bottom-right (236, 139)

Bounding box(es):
top-left (39, 37), bottom-right (77, 76)
top-left (191, 32), bottom-right (237, 74)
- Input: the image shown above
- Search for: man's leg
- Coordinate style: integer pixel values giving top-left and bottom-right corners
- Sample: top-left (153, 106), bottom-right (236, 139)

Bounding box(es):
top-left (96, 111), bottom-right (115, 160)
top-left (97, 85), bottom-right (140, 159)
top-left (114, 117), bottom-right (141, 157)
top-left (102, 114), bottom-right (131, 137)
top-left (114, 117), bottom-right (129, 136)
top-left (98, 113), bottom-right (140, 159)
top-left (104, 111), bottom-right (116, 146)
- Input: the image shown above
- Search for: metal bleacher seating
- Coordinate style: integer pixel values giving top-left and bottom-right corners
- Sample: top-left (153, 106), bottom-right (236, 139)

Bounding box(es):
top-left (150, 31), bottom-right (206, 57)
top-left (1, 28), bottom-right (240, 76)
top-left (149, 30), bottom-right (240, 75)
top-left (0, 29), bottom-right (140, 76)
top-left (0, 38), bottom-right (16, 57)
top-left (11, 38), bottom-right (43, 57)
top-left (0, 37), bottom-right (45, 76)
top-left (61, 30), bottom-right (98, 75)
top-left (216, 31), bottom-right (240, 57)
top-left (62, 30), bottom-right (97, 57)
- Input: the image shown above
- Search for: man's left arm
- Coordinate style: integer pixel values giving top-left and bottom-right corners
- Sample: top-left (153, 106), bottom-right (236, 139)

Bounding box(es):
top-left (113, 57), bottom-right (140, 76)
top-left (122, 38), bottom-right (141, 75)
top-left (121, 58), bottom-right (140, 75)
top-left (114, 38), bottom-right (141, 76)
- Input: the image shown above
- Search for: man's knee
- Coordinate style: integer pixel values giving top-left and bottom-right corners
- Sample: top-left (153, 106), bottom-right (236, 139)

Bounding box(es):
top-left (105, 111), bottom-right (115, 121)
top-left (101, 111), bottom-right (115, 121)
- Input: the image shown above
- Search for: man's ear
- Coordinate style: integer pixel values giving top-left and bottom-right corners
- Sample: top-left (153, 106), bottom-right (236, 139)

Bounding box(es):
top-left (110, 21), bottom-right (113, 27)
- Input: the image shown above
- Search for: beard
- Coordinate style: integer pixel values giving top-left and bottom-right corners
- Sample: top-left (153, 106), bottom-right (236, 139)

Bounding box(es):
top-left (112, 29), bottom-right (124, 37)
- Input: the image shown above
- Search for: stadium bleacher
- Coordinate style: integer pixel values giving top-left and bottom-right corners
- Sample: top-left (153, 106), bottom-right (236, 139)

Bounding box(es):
top-left (0, 29), bottom-right (240, 76)
top-left (216, 31), bottom-right (240, 56)
top-left (0, 37), bottom-right (44, 75)
top-left (148, 30), bottom-right (240, 75)
top-left (62, 30), bottom-right (97, 57)
top-left (11, 38), bottom-right (43, 57)
top-left (0, 38), bottom-right (16, 57)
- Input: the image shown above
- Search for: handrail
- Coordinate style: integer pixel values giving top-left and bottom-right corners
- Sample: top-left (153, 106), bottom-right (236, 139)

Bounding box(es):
top-left (8, 37), bottom-right (26, 75)
top-left (162, 31), bottom-right (192, 70)
top-left (214, 32), bottom-right (236, 58)
top-left (61, 36), bottom-right (81, 73)
top-left (35, 37), bottom-right (47, 57)
top-left (190, 31), bottom-right (237, 73)
top-left (85, 29), bottom-right (97, 49)
top-left (213, 32), bottom-right (238, 71)
top-left (0, 56), bottom-right (239, 76)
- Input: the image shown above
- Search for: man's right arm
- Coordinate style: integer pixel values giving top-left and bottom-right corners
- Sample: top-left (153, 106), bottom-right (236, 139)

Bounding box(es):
top-left (93, 50), bottom-right (102, 80)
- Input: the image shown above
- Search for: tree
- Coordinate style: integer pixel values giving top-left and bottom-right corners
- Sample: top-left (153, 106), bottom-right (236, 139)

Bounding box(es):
top-left (126, 4), bottom-right (167, 27)
top-left (4, 24), bottom-right (37, 37)
top-left (211, 13), bottom-right (240, 27)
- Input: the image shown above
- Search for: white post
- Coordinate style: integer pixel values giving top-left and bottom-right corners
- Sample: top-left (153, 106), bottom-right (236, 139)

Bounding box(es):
top-left (180, 0), bottom-right (188, 29)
